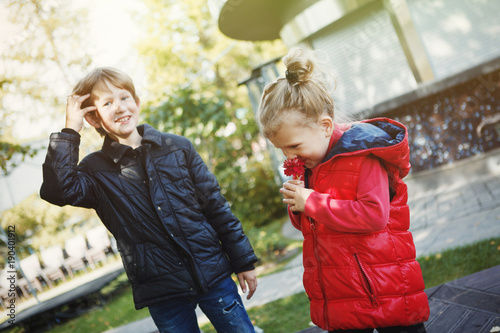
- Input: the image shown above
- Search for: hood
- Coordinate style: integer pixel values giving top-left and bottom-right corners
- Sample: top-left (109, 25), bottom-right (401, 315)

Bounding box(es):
top-left (325, 118), bottom-right (411, 178)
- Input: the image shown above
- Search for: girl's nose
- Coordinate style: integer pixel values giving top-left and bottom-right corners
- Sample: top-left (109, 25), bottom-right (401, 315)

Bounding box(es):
top-left (284, 151), bottom-right (297, 159)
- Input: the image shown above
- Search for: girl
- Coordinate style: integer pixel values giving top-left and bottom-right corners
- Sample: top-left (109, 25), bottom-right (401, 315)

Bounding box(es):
top-left (258, 48), bottom-right (429, 333)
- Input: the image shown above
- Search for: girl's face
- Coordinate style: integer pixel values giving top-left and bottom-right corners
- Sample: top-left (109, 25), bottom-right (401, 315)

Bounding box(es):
top-left (269, 111), bottom-right (334, 169)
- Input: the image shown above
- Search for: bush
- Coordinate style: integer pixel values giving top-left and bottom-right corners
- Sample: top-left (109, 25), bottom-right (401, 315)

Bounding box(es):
top-left (219, 157), bottom-right (286, 228)
top-left (244, 218), bottom-right (299, 265)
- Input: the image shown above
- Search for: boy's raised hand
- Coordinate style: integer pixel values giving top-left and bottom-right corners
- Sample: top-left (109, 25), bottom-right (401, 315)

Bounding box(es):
top-left (66, 94), bottom-right (97, 132)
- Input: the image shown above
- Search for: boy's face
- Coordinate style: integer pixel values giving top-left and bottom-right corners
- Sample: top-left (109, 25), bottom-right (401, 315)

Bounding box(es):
top-left (269, 110), bottom-right (333, 169)
top-left (91, 81), bottom-right (140, 143)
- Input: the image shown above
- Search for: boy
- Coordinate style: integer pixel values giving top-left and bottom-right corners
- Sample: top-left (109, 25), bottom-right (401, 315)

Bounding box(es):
top-left (40, 67), bottom-right (258, 332)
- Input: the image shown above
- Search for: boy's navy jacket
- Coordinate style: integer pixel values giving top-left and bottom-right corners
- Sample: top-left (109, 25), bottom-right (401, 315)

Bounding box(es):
top-left (40, 124), bottom-right (258, 309)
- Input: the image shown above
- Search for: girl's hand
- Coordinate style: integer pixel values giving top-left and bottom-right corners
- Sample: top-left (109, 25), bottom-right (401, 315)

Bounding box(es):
top-left (281, 179), bottom-right (304, 200)
top-left (65, 94), bottom-right (97, 132)
top-left (280, 180), bottom-right (313, 212)
top-left (280, 179), bottom-right (302, 202)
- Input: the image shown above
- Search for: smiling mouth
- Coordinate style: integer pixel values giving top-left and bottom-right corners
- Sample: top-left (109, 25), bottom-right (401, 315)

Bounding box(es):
top-left (115, 116), bottom-right (131, 123)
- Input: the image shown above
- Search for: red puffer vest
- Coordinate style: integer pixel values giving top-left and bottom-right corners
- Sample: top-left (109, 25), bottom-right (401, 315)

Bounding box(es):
top-left (300, 118), bottom-right (429, 330)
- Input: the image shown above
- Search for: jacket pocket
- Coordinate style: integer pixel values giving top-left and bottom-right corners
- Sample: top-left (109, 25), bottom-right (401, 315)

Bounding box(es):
top-left (119, 241), bottom-right (139, 283)
top-left (352, 249), bottom-right (379, 307)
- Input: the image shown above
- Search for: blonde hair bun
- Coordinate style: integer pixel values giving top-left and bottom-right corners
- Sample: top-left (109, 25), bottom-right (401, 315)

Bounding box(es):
top-left (258, 47), bottom-right (336, 139)
top-left (283, 47), bottom-right (315, 84)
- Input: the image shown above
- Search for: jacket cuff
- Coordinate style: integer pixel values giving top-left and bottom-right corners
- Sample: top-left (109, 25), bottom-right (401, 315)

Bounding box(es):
top-left (62, 128), bottom-right (81, 136)
top-left (288, 206), bottom-right (302, 231)
top-left (230, 252), bottom-right (259, 273)
top-left (304, 191), bottom-right (325, 221)
top-left (49, 129), bottom-right (81, 145)
top-left (234, 263), bottom-right (256, 274)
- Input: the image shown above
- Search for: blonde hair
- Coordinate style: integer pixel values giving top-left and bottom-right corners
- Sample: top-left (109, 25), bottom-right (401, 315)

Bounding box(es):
top-left (258, 47), bottom-right (335, 139)
top-left (72, 67), bottom-right (139, 136)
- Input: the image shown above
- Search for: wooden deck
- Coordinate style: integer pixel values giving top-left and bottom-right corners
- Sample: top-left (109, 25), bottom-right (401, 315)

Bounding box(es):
top-left (297, 265), bottom-right (500, 333)
top-left (0, 266), bottom-right (124, 332)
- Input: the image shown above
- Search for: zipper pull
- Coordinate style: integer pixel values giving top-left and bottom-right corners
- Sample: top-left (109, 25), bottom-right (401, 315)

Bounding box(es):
top-left (309, 217), bottom-right (315, 230)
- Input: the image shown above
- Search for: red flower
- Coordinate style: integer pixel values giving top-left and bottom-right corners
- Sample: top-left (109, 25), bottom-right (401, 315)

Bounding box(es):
top-left (283, 157), bottom-right (305, 180)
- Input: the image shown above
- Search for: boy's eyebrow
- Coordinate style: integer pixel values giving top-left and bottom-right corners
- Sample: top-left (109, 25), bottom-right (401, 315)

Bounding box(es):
top-left (94, 95), bottom-right (111, 100)
top-left (94, 96), bottom-right (112, 104)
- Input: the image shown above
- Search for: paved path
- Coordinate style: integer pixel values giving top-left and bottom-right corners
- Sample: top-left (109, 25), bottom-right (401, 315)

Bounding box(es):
top-left (406, 150), bottom-right (500, 258)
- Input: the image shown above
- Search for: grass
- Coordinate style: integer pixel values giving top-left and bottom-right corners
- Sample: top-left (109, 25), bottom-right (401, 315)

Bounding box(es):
top-left (11, 236), bottom-right (499, 333)
top-left (46, 283), bottom-right (150, 333)
top-left (419, 238), bottom-right (500, 288)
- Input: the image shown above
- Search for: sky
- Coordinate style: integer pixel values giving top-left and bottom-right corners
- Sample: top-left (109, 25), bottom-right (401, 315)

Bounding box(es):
top-left (84, 0), bottom-right (147, 79)
top-left (0, 4), bottom-right (16, 52)
top-left (0, 0), bottom-right (145, 69)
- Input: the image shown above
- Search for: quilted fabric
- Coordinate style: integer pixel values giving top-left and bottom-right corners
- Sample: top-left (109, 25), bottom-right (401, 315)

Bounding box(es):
top-left (41, 124), bottom-right (257, 309)
top-left (299, 118), bottom-right (429, 330)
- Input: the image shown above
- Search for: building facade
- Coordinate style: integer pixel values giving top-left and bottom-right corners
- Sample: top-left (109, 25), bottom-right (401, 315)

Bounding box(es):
top-left (210, 0), bottom-right (500, 172)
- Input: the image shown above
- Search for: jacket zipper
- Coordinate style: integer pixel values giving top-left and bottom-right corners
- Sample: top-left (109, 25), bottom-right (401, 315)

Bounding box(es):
top-left (353, 252), bottom-right (379, 307)
top-left (310, 218), bottom-right (329, 327)
top-left (144, 147), bottom-right (205, 294)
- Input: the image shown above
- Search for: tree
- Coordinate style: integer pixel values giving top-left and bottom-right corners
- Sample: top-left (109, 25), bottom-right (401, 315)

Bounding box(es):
top-left (0, 0), bottom-right (97, 256)
top-left (137, 0), bottom-right (288, 227)
top-left (0, 0), bottom-right (93, 173)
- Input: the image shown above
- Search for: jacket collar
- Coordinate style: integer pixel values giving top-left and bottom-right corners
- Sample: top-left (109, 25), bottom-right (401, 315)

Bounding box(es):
top-left (102, 124), bottom-right (163, 163)
top-left (323, 119), bottom-right (404, 162)
top-left (305, 118), bottom-right (407, 188)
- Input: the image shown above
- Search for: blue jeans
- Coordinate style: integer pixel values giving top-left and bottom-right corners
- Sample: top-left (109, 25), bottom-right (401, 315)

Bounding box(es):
top-left (148, 276), bottom-right (255, 333)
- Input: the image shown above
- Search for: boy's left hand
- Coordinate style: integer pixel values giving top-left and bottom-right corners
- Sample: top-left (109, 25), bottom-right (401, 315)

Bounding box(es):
top-left (237, 270), bottom-right (257, 300)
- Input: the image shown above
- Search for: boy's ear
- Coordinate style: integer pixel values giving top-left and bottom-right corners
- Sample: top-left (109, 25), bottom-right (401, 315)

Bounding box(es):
top-left (320, 116), bottom-right (334, 137)
top-left (84, 111), bottom-right (102, 129)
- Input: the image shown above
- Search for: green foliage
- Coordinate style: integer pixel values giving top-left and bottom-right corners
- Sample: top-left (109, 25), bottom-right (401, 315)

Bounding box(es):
top-left (136, 0), bottom-right (287, 227)
top-left (0, 142), bottom-right (39, 175)
top-left (244, 218), bottom-right (300, 264)
top-left (218, 157), bottom-right (285, 228)
top-left (0, 192), bottom-right (98, 265)
top-left (1, 0), bottom-right (92, 140)
top-left (0, 0), bottom-right (94, 249)
top-left (144, 87), bottom-right (232, 146)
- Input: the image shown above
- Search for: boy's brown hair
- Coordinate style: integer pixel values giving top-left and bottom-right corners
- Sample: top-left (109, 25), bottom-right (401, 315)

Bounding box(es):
top-left (72, 67), bottom-right (139, 136)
